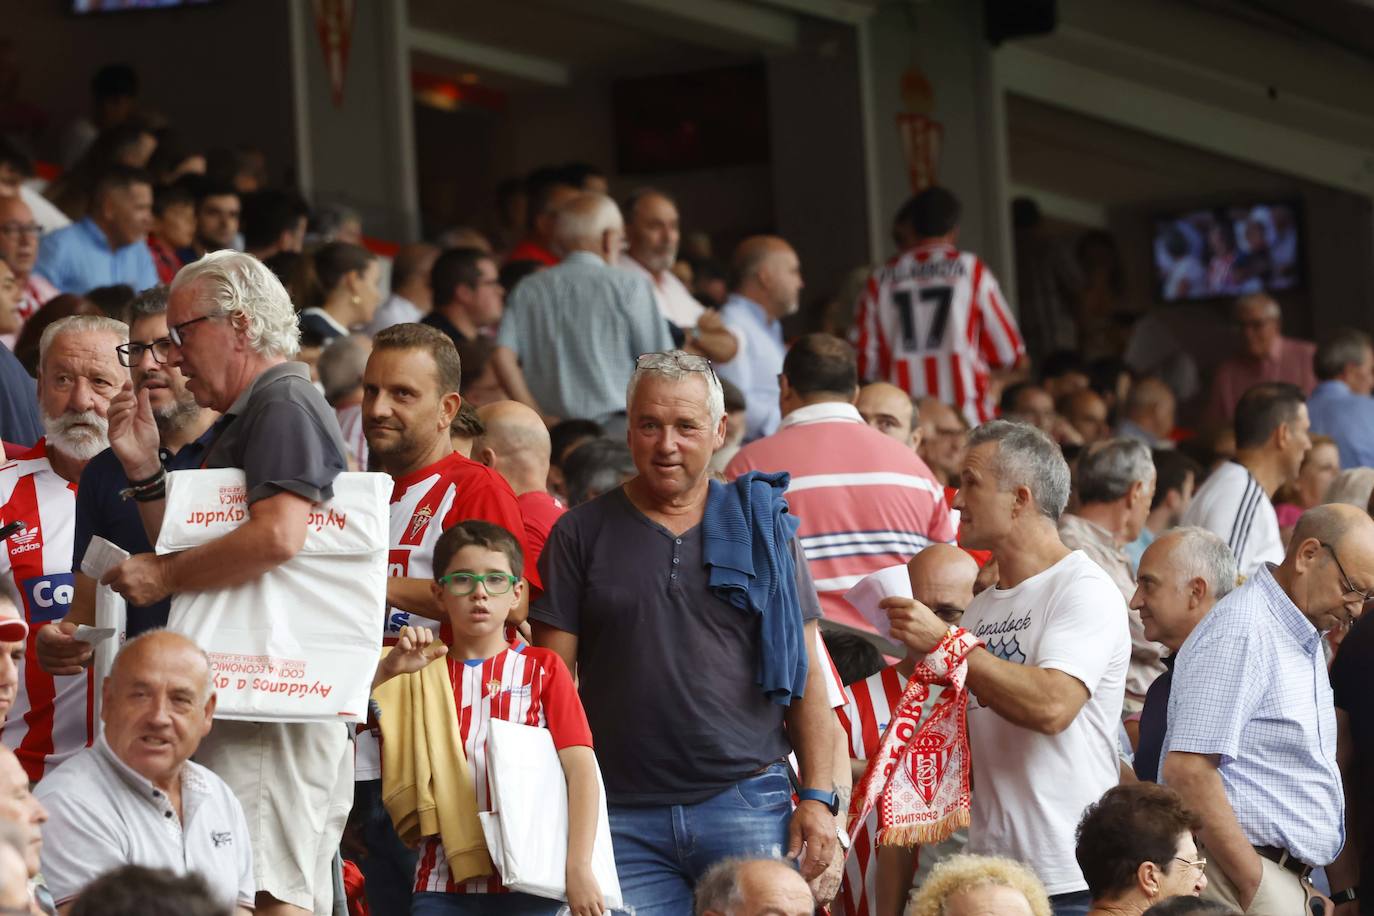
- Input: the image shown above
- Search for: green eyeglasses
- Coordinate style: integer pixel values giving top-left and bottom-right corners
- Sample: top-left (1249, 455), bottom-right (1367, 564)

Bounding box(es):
top-left (438, 571), bottom-right (519, 596)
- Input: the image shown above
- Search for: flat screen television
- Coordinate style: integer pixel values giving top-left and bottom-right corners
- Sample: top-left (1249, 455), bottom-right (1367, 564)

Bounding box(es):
top-left (1152, 201), bottom-right (1303, 302)
top-left (72, 0), bottom-right (214, 12)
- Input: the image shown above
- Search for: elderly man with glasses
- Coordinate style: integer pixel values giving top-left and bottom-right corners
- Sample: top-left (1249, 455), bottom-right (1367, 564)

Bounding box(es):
top-left (37, 285), bottom-right (217, 675)
top-left (531, 350), bottom-right (838, 916)
top-left (0, 194), bottom-right (57, 344)
top-left (1161, 503), bottom-right (1374, 915)
top-left (92, 250), bottom-right (350, 916)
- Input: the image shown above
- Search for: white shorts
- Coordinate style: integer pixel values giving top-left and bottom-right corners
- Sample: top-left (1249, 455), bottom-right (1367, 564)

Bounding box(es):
top-left (196, 720), bottom-right (354, 915)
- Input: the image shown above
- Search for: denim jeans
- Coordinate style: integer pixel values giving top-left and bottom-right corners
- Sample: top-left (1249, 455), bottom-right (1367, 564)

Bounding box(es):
top-left (1049, 889), bottom-right (1094, 916)
top-left (608, 762), bottom-right (795, 916)
top-left (411, 890), bottom-right (563, 914)
top-left (354, 779), bottom-right (418, 916)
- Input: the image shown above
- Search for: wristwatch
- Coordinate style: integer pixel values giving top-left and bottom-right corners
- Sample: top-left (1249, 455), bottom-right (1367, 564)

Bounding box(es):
top-left (1332, 888), bottom-right (1358, 905)
top-left (797, 788), bottom-right (840, 815)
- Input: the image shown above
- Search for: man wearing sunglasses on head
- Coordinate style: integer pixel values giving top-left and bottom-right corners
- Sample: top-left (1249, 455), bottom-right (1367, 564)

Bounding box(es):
top-left (36, 284), bottom-right (217, 675)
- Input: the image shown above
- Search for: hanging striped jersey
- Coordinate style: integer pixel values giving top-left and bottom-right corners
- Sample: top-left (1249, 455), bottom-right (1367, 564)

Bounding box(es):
top-left (412, 644), bottom-right (593, 896)
top-left (854, 243), bottom-right (1024, 427)
top-left (0, 439), bottom-right (92, 782)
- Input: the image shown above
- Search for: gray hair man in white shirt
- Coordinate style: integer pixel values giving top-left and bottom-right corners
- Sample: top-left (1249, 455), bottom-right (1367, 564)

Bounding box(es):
top-left (36, 630), bottom-right (254, 915)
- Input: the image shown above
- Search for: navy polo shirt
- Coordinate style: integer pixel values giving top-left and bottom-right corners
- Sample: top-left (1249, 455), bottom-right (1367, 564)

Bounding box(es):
top-left (72, 430), bottom-right (213, 636)
top-left (1133, 654), bottom-right (1175, 783)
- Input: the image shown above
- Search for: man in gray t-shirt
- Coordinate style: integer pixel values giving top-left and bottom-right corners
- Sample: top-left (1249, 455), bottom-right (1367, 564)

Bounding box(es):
top-left (98, 250), bottom-right (350, 916)
top-left (532, 350), bottom-right (837, 915)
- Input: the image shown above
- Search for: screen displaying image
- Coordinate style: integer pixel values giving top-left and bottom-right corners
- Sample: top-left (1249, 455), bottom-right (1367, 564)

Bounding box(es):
top-left (72, 0), bottom-right (213, 12)
top-left (1152, 202), bottom-right (1302, 302)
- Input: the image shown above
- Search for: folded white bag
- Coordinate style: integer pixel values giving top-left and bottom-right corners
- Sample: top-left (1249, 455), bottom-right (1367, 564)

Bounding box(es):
top-left (155, 468), bottom-right (389, 723)
top-left (478, 718), bottom-right (623, 907)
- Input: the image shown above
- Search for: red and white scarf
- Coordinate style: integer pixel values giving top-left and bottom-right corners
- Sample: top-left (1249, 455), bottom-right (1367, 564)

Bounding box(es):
top-left (847, 628), bottom-right (982, 848)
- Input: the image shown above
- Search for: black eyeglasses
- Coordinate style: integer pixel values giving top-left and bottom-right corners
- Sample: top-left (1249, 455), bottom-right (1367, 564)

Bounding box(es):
top-left (1322, 542), bottom-right (1374, 606)
top-left (168, 315), bottom-right (214, 347)
top-left (116, 337), bottom-right (173, 368)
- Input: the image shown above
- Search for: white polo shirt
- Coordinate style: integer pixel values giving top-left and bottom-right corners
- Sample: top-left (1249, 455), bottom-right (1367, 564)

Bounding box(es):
top-left (620, 255), bottom-right (704, 329)
top-left (35, 736), bottom-right (254, 910)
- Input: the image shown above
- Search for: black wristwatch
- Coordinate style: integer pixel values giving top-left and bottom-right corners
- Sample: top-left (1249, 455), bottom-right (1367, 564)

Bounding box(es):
top-left (796, 788), bottom-right (840, 815)
top-left (1332, 888), bottom-right (1358, 905)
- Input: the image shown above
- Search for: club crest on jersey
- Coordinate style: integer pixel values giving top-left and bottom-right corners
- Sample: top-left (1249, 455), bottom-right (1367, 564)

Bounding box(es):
top-left (406, 506), bottom-right (434, 543)
top-left (486, 678), bottom-right (502, 696)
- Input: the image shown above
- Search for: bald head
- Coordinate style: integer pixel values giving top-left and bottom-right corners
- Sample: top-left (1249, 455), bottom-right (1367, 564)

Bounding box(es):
top-left (857, 382), bottom-right (917, 446)
top-left (696, 858), bottom-right (812, 916)
top-left (733, 236), bottom-right (802, 320)
top-left (109, 630), bottom-right (212, 701)
top-left (1282, 503), bottom-right (1374, 633)
top-left (908, 543), bottom-right (978, 626)
top-left (1124, 377), bottom-right (1176, 439)
top-left (475, 400), bottom-right (553, 495)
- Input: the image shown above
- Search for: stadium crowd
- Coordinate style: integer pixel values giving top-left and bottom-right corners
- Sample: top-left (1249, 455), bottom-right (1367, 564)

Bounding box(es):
top-left (0, 62), bottom-right (1370, 916)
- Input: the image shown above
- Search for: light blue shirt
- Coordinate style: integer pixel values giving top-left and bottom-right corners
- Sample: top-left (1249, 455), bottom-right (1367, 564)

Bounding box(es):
top-left (1123, 525), bottom-right (1155, 576)
top-left (496, 251), bottom-right (672, 424)
top-left (1163, 564), bottom-right (1343, 866)
top-left (35, 217), bottom-right (158, 295)
top-left (716, 294), bottom-right (784, 441)
top-left (1307, 379), bottom-right (1374, 470)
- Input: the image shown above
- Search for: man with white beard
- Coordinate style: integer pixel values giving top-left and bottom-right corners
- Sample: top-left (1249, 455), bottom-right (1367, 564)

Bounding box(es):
top-left (0, 314), bottom-right (128, 781)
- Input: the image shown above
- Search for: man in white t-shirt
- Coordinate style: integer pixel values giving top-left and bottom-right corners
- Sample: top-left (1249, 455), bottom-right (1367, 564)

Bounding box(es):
top-left (884, 419), bottom-right (1129, 915)
top-left (1181, 382), bottom-right (1310, 578)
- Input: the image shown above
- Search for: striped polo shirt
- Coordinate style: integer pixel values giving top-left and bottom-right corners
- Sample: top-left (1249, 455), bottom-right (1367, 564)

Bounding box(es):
top-left (725, 402), bottom-right (957, 634)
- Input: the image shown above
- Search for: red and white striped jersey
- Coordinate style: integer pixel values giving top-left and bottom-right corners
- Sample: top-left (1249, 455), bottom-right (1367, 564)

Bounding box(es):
top-left (384, 452), bottom-right (533, 639)
top-left (834, 664), bottom-right (929, 916)
top-left (854, 243), bottom-right (1024, 427)
top-left (18, 274), bottom-right (58, 330)
top-left (358, 452), bottom-right (533, 782)
top-left (412, 645), bottom-right (593, 896)
top-left (0, 439), bottom-right (93, 782)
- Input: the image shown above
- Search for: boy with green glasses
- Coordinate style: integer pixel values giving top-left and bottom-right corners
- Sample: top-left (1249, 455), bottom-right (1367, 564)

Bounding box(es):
top-left (372, 520), bottom-right (604, 915)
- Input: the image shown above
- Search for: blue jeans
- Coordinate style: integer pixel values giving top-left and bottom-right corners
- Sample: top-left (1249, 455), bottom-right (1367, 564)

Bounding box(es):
top-left (608, 763), bottom-right (794, 916)
top-left (411, 890), bottom-right (562, 914)
top-left (354, 779), bottom-right (418, 916)
top-left (1049, 890), bottom-right (1094, 916)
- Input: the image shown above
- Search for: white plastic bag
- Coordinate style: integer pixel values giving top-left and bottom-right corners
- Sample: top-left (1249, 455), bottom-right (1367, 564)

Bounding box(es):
top-left (477, 719), bottom-right (623, 908)
top-left (156, 469), bottom-right (388, 723)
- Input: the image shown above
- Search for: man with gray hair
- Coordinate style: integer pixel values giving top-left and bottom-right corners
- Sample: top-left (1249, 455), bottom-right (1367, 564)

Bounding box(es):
top-left (0, 313), bottom-right (128, 781)
top-left (492, 191), bottom-right (672, 431)
top-left (1129, 526), bottom-right (1236, 783)
top-left (532, 349), bottom-right (838, 914)
top-left (693, 857), bottom-right (814, 916)
top-left (36, 630), bottom-right (254, 914)
top-left (1059, 438), bottom-right (1163, 717)
top-left (1306, 328), bottom-right (1374, 469)
top-left (883, 419), bottom-right (1129, 914)
top-left (38, 286), bottom-right (219, 681)
top-left (99, 249), bottom-right (349, 916)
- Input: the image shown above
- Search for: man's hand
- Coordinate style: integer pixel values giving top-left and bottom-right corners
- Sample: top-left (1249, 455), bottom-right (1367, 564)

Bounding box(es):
top-left (100, 553), bottom-right (173, 606)
top-left (787, 799), bottom-right (837, 881)
top-left (807, 823), bottom-right (845, 906)
top-left (373, 625), bottom-right (447, 688)
top-left (883, 597), bottom-right (949, 655)
top-left (105, 380), bottom-right (161, 480)
top-left (563, 860), bottom-right (605, 916)
top-left (35, 622), bottom-right (94, 676)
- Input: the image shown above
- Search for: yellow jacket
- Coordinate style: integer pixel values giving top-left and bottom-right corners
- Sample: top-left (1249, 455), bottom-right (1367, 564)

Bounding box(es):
top-left (373, 646), bottom-right (492, 883)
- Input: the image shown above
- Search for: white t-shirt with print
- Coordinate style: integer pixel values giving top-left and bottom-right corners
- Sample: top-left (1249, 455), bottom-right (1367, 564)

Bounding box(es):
top-left (961, 549), bottom-right (1130, 896)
